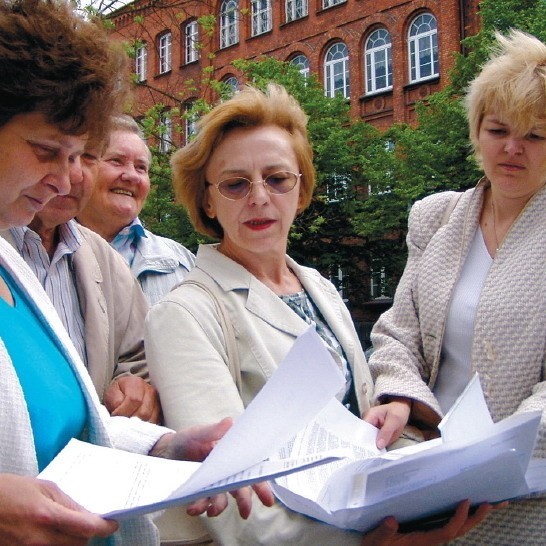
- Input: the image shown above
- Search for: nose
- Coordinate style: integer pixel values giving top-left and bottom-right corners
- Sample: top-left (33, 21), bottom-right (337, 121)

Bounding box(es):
top-left (504, 137), bottom-right (523, 155)
top-left (45, 158), bottom-right (72, 196)
top-left (120, 163), bottom-right (141, 182)
top-left (247, 179), bottom-right (270, 205)
top-left (69, 157), bottom-right (84, 186)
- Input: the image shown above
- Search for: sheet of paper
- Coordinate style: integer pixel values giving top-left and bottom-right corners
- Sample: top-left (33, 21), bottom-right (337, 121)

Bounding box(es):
top-left (438, 373), bottom-right (493, 443)
top-left (272, 375), bottom-right (543, 532)
top-left (39, 326), bottom-right (346, 519)
top-left (179, 326), bottom-right (345, 494)
top-left (525, 458), bottom-right (546, 494)
top-left (39, 438), bottom-right (342, 519)
top-left (272, 399), bottom-right (382, 502)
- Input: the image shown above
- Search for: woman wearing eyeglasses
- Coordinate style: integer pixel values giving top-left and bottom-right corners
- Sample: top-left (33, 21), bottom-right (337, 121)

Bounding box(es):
top-left (145, 84), bottom-right (491, 546)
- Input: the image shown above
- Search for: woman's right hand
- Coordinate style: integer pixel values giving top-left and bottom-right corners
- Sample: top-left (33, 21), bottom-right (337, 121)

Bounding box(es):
top-left (0, 473), bottom-right (118, 545)
top-left (361, 499), bottom-right (507, 546)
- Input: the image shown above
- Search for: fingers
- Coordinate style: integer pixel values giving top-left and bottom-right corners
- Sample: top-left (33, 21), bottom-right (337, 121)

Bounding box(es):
top-left (103, 381), bottom-right (124, 415)
top-left (106, 377), bottom-right (162, 423)
top-left (360, 516), bottom-right (399, 546)
top-left (252, 482), bottom-right (275, 507)
top-left (186, 494), bottom-right (228, 518)
top-left (229, 487), bottom-right (253, 519)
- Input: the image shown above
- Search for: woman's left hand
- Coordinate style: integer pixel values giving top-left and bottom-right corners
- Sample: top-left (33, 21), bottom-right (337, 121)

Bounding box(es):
top-left (150, 417), bottom-right (276, 518)
top-left (363, 397), bottom-right (412, 449)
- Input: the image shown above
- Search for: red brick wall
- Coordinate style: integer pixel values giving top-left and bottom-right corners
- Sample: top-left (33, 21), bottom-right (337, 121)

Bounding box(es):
top-left (110, 0), bottom-right (480, 141)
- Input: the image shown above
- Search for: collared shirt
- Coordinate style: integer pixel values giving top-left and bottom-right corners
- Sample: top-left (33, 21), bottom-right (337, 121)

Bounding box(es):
top-left (110, 217), bottom-right (196, 305)
top-left (9, 221), bottom-right (87, 364)
top-left (110, 217), bottom-right (146, 268)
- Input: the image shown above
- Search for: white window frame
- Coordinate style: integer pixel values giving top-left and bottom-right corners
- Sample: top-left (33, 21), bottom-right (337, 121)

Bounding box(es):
top-left (184, 102), bottom-right (198, 144)
top-left (324, 42), bottom-right (350, 98)
top-left (370, 265), bottom-right (388, 299)
top-left (286, 0), bottom-right (307, 22)
top-left (158, 115), bottom-right (172, 153)
top-left (251, 0), bottom-right (272, 37)
top-left (135, 43), bottom-right (147, 82)
top-left (330, 265), bottom-right (348, 302)
top-left (408, 13), bottom-right (439, 83)
top-left (290, 54), bottom-right (310, 78)
top-left (365, 29), bottom-right (392, 94)
top-left (185, 20), bottom-right (199, 64)
top-left (220, 0), bottom-right (239, 49)
top-left (325, 173), bottom-right (349, 203)
top-left (222, 76), bottom-right (239, 98)
top-left (323, 0), bottom-right (345, 8)
top-left (158, 32), bottom-right (172, 74)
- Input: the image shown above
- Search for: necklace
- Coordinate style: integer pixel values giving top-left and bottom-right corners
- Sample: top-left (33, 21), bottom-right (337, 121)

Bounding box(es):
top-left (490, 197), bottom-right (500, 254)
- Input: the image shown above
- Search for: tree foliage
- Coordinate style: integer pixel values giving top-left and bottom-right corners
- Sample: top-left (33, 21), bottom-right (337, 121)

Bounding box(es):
top-left (97, 0), bottom-right (546, 305)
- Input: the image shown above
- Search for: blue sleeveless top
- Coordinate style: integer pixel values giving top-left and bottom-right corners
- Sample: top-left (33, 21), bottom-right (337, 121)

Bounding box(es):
top-left (0, 267), bottom-right (87, 470)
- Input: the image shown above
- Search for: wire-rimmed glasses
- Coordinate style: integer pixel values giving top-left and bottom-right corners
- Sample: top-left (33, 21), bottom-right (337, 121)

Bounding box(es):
top-left (210, 171), bottom-right (301, 200)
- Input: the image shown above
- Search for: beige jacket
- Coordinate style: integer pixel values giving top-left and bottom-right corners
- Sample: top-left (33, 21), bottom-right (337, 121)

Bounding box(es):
top-left (370, 180), bottom-right (546, 545)
top-left (1, 224), bottom-right (149, 401)
top-left (145, 244), bottom-right (373, 545)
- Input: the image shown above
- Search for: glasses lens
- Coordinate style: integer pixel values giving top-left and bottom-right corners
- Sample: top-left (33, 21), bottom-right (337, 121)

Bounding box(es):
top-left (218, 177), bottom-right (251, 199)
top-left (264, 171), bottom-right (298, 194)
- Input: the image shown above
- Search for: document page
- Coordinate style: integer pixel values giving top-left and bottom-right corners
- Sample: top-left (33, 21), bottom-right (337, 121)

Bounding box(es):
top-left (272, 399), bottom-right (383, 501)
top-left (272, 375), bottom-right (543, 532)
top-left (39, 327), bottom-right (346, 519)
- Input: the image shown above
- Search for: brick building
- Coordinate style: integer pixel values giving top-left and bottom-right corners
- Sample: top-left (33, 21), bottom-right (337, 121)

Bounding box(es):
top-left (110, 0), bottom-right (481, 143)
top-left (108, 0), bottom-right (481, 339)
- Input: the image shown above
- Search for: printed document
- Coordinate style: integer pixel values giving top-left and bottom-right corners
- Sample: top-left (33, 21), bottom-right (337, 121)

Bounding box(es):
top-left (39, 327), bottom-right (346, 519)
top-left (272, 375), bottom-right (542, 532)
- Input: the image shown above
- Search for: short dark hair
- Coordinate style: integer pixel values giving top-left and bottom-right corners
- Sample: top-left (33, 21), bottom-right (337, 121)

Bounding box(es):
top-left (0, 0), bottom-right (129, 140)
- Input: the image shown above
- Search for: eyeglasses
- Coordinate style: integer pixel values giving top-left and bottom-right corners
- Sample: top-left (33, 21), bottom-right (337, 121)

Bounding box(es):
top-left (210, 171), bottom-right (301, 200)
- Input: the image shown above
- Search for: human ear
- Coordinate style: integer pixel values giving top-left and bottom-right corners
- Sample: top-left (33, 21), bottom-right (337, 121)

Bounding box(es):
top-left (203, 189), bottom-right (216, 219)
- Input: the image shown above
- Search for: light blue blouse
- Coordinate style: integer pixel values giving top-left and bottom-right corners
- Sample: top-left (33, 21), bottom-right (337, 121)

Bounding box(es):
top-left (0, 267), bottom-right (87, 470)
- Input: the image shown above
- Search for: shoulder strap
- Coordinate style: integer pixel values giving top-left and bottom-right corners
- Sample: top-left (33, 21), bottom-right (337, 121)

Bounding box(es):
top-left (440, 192), bottom-right (462, 228)
top-left (182, 279), bottom-right (242, 393)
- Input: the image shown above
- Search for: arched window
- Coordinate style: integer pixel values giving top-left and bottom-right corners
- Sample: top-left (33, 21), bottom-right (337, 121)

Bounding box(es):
top-left (158, 31), bottom-right (172, 74)
top-left (220, 0), bottom-right (239, 49)
top-left (184, 101), bottom-right (198, 144)
top-left (222, 76), bottom-right (239, 98)
top-left (323, 0), bottom-right (345, 7)
top-left (290, 54), bottom-right (309, 78)
top-left (135, 43), bottom-right (147, 82)
top-left (251, 0), bottom-right (272, 37)
top-left (158, 113), bottom-right (172, 153)
top-left (365, 29), bottom-right (392, 94)
top-left (324, 42), bottom-right (350, 98)
top-left (286, 0), bottom-right (307, 23)
top-left (184, 20), bottom-right (199, 64)
top-left (408, 13), bottom-right (439, 82)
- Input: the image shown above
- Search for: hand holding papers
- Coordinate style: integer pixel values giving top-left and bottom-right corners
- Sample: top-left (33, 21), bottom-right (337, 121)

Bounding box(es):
top-left (39, 327), bottom-right (346, 519)
top-left (272, 374), bottom-right (542, 532)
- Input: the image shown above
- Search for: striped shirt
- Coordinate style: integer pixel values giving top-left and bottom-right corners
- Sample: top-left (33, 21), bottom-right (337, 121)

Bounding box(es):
top-left (9, 221), bottom-right (87, 364)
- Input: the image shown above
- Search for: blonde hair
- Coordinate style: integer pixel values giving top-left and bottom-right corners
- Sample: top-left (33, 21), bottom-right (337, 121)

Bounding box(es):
top-left (171, 84), bottom-right (315, 239)
top-left (466, 30), bottom-right (546, 162)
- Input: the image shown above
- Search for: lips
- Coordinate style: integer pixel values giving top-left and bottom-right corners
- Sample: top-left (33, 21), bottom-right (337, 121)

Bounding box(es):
top-left (499, 162), bottom-right (524, 171)
top-left (244, 218), bottom-right (275, 230)
top-left (111, 188), bottom-right (134, 197)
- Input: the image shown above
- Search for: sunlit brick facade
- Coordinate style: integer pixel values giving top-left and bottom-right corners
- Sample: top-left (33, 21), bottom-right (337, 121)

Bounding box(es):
top-left (110, 0), bottom-right (481, 143)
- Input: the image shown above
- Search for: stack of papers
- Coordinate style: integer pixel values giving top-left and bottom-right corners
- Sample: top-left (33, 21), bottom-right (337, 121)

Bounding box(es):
top-left (39, 327), bottom-right (346, 519)
top-left (39, 327), bottom-right (544, 530)
top-left (272, 375), bottom-right (543, 532)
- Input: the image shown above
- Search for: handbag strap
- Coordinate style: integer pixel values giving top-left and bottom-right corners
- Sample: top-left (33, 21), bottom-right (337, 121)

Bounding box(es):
top-left (182, 279), bottom-right (242, 393)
